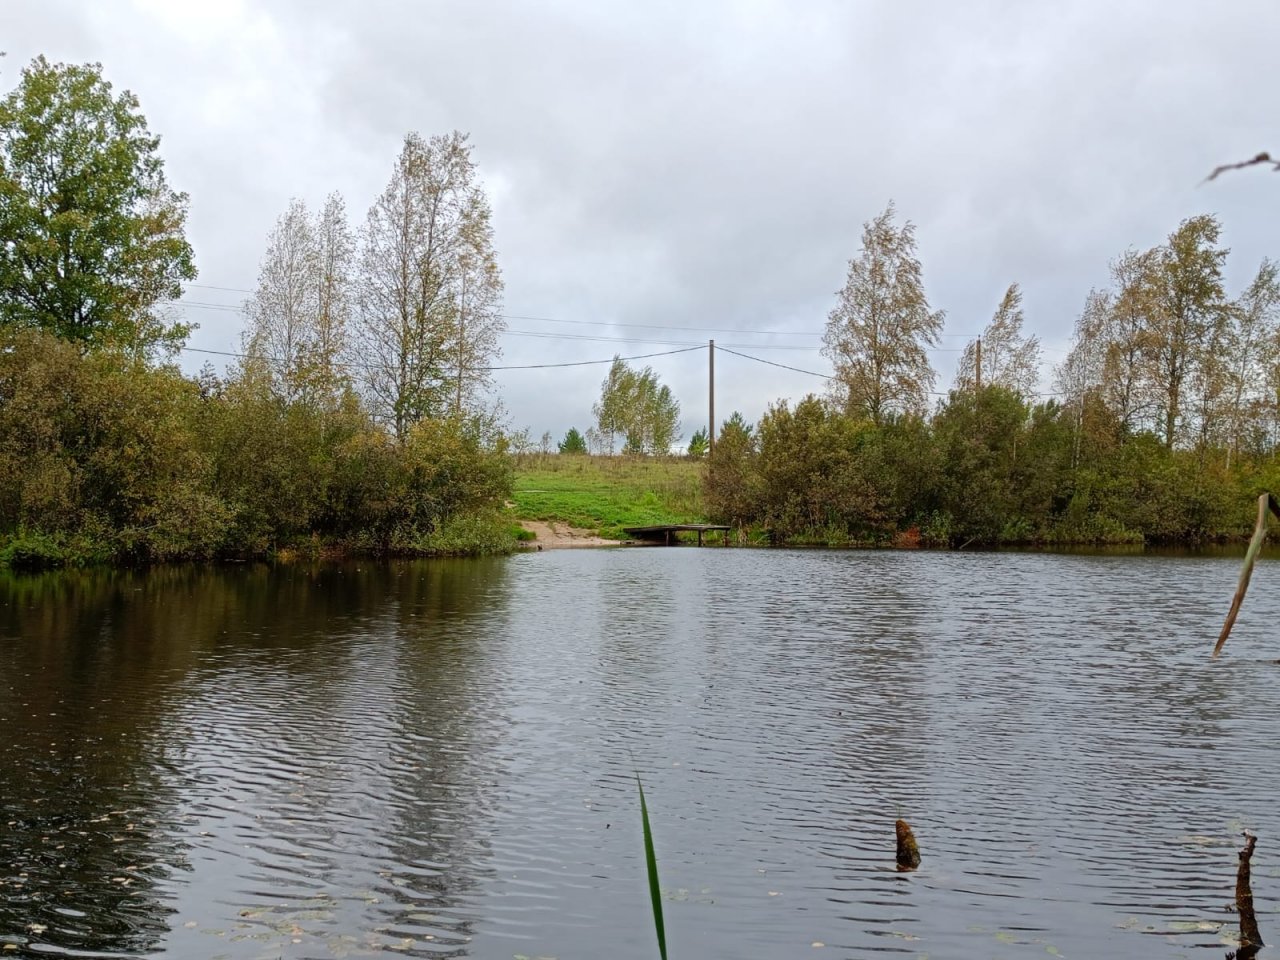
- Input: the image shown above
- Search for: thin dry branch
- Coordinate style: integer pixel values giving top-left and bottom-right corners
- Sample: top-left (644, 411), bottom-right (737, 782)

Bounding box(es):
top-left (1213, 493), bottom-right (1280, 657)
top-left (1205, 152), bottom-right (1280, 183)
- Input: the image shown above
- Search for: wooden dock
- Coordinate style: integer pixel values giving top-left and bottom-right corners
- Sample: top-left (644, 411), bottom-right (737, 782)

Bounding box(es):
top-left (622, 524), bottom-right (731, 546)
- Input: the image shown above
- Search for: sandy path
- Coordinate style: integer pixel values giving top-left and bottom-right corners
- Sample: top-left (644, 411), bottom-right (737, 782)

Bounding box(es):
top-left (519, 520), bottom-right (619, 548)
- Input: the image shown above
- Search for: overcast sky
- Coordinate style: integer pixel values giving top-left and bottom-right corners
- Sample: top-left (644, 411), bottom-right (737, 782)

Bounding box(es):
top-left (6, 0), bottom-right (1277, 444)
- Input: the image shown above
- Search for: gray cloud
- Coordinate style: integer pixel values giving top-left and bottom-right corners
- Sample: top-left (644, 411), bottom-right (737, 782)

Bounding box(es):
top-left (6, 0), bottom-right (1277, 442)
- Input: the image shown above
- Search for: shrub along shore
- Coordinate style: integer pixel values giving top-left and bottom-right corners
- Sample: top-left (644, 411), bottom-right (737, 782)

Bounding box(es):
top-left (0, 331), bottom-right (518, 570)
top-left (704, 391), bottom-right (1271, 548)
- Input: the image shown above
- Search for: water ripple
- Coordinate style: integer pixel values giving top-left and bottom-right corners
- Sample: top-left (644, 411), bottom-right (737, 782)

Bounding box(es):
top-left (1, 552), bottom-right (1278, 957)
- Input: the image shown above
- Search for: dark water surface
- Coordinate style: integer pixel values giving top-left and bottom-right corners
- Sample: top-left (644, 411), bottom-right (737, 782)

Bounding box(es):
top-left (2, 549), bottom-right (1279, 959)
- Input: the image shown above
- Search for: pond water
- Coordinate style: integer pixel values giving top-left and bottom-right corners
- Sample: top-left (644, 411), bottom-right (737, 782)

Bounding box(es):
top-left (2, 549), bottom-right (1279, 959)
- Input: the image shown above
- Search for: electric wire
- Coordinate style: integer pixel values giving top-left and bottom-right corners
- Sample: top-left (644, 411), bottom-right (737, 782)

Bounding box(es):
top-left (168, 290), bottom-right (984, 340)
top-left (715, 346), bottom-right (834, 380)
top-left (178, 343), bottom-right (703, 372)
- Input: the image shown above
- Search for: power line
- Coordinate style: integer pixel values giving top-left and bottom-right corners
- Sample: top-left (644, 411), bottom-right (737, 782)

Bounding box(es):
top-left (502, 312), bottom-right (823, 337)
top-left (486, 345), bottom-right (703, 370)
top-left (505, 329), bottom-right (702, 347)
top-left (716, 346), bottom-right (834, 380)
top-left (177, 343), bottom-right (703, 372)
top-left (171, 289), bottom-right (984, 339)
top-left (717, 345), bottom-right (1065, 401)
top-left (171, 300), bottom-right (246, 312)
top-left (188, 282), bottom-right (253, 294)
top-left (170, 302), bottom-right (967, 352)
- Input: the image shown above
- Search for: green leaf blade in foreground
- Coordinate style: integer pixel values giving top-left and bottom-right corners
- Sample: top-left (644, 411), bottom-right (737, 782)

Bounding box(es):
top-left (636, 772), bottom-right (668, 960)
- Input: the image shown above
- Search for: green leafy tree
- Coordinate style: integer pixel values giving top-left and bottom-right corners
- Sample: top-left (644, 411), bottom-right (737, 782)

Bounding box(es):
top-left (705, 411), bottom-right (760, 526)
top-left (0, 56), bottom-right (196, 354)
top-left (558, 427), bottom-right (587, 454)
top-left (931, 386), bottom-right (1031, 544)
top-left (722, 410), bottom-right (754, 439)
top-left (593, 357), bottom-right (681, 454)
top-left (687, 427), bottom-right (708, 458)
top-left (754, 396), bottom-right (875, 538)
top-left (822, 202), bottom-right (944, 423)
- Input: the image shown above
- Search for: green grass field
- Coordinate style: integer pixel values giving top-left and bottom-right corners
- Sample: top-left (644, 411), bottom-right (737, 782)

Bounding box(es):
top-left (511, 454), bottom-right (706, 539)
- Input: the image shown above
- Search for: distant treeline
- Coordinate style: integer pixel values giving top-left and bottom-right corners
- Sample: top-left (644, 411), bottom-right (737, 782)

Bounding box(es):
top-left (703, 197), bottom-right (1279, 547)
top-left (705, 386), bottom-right (1272, 547)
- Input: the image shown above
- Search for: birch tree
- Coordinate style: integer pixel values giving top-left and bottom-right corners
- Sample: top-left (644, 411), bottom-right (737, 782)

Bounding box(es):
top-left (243, 198), bottom-right (317, 400)
top-left (954, 283), bottom-right (1041, 395)
top-left (1100, 248), bottom-right (1160, 432)
top-left (242, 194), bottom-right (354, 406)
top-left (1229, 259), bottom-right (1280, 457)
top-left (451, 191), bottom-right (503, 415)
top-left (352, 131), bottom-right (504, 439)
top-left (593, 357), bottom-right (681, 455)
top-left (1144, 214), bottom-right (1228, 449)
top-left (307, 192), bottom-right (354, 401)
top-left (822, 202), bottom-right (944, 423)
top-left (1055, 289), bottom-right (1111, 468)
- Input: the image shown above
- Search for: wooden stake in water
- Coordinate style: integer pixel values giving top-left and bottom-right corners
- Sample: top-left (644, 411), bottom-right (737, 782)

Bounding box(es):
top-left (1213, 493), bottom-right (1280, 658)
top-left (895, 819), bottom-right (921, 871)
top-left (1237, 831), bottom-right (1263, 952)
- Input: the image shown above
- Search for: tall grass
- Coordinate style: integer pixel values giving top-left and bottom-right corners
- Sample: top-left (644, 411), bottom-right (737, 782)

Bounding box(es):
top-left (635, 771), bottom-right (668, 960)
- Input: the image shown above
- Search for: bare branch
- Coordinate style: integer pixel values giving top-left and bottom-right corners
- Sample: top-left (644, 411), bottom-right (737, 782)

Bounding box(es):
top-left (1204, 152), bottom-right (1279, 183)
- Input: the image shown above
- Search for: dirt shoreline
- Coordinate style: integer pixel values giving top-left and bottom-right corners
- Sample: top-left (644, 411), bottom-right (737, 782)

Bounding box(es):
top-left (519, 520), bottom-right (620, 548)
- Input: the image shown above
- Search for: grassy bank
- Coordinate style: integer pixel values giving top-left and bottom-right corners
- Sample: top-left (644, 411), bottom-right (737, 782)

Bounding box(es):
top-left (511, 454), bottom-right (706, 539)
top-left (0, 510), bottom-right (526, 572)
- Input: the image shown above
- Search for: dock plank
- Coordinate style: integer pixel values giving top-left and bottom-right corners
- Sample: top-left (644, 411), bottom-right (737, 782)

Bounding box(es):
top-left (622, 524), bottom-right (731, 545)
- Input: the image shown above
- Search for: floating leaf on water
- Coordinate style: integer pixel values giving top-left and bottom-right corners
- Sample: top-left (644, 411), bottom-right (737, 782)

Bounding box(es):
top-left (1166, 920), bottom-right (1223, 933)
top-left (885, 931), bottom-right (921, 941)
top-left (811, 942), bottom-right (826, 948)
top-left (995, 931), bottom-right (1017, 944)
top-left (1178, 834), bottom-right (1227, 847)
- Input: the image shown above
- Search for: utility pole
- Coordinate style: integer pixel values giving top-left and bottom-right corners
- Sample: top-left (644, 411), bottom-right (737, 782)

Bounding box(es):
top-left (974, 337), bottom-right (982, 392)
top-left (708, 339), bottom-right (715, 455)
